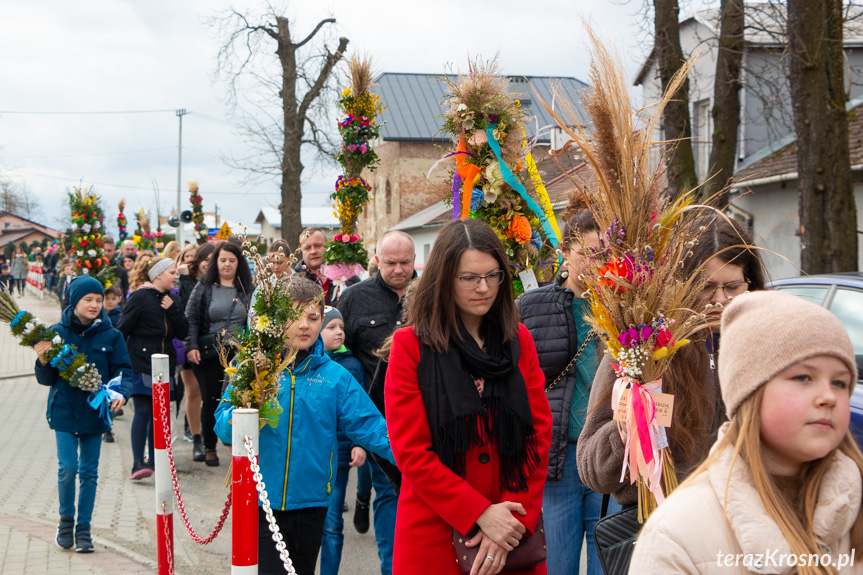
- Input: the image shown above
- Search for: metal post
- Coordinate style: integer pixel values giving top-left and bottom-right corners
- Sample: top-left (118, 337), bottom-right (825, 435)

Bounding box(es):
top-left (232, 409), bottom-right (259, 574)
top-left (151, 353), bottom-right (174, 574)
top-left (176, 109), bottom-right (189, 247)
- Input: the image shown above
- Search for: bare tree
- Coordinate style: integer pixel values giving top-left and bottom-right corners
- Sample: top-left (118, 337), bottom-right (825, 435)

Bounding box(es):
top-left (17, 182), bottom-right (42, 221)
top-left (702, 0), bottom-right (744, 205)
top-left (788, 0), bottom-right (857, 273)
top-left (214, 6), bottom-right (348, 244)
top-left (0, 178), bottom-right (21, 214)
top-left (654, 0), bottom-right (698, 196)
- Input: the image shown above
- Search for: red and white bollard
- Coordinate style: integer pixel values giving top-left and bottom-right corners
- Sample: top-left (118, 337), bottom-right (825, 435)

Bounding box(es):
top-left (232, 408), bottom-right (259, 574)
top-left (151, 354), bottom-right (174, 574)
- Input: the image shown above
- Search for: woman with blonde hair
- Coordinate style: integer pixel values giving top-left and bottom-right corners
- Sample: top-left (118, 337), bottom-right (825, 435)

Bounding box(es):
top-left (161, 241), bottom-right (181, 261)
top-left (127, 250), bottom-right (156, 294)
top-left (629, 290), bottom-right (863, 574)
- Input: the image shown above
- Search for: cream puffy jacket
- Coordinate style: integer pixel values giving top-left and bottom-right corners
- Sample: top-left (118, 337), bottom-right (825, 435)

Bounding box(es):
top-left (629, 424), bottom-right (863, 574)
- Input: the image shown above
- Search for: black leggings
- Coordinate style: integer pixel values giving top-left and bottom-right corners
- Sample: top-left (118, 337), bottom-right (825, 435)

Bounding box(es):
top-left (14, 278), bottom-right (25, 294)
top-left (131, 395), bottom-right (155, 464)
top-left (258, 507), bottom-right (327, 575)
top-left (192, 356), bottom-right (228, 449)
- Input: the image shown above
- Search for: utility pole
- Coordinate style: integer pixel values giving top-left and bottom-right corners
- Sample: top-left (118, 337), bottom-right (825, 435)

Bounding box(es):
top-left (176, 109), bottom-right (190, 246)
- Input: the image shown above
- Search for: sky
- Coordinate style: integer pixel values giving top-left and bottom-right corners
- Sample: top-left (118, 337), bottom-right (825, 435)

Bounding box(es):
top-left (0, 0), bottom-right (676, 238)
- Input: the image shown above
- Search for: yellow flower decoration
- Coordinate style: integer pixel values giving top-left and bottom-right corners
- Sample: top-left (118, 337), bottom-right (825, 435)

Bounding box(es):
top-left (254, 315), bottom-right (271, 332)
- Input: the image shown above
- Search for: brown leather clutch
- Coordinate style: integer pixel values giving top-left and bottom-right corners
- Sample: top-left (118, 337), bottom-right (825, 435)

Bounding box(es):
top-left (451, 512), bottom-right (546, 574)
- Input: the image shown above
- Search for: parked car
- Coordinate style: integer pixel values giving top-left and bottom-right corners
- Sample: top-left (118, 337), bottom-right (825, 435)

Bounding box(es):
top-left (770, 272), bottom-right (863, 447)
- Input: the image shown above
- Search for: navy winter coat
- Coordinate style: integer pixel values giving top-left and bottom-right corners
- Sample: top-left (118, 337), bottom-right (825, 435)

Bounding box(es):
top-left (328, 346), bottom-right (367, 467)
top-left (34, 306), bottom-right (133, 435)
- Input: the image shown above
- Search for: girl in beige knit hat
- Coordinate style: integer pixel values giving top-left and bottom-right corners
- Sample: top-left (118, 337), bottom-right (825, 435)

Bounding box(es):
top-left (629, 290), bottom-right (863, 574)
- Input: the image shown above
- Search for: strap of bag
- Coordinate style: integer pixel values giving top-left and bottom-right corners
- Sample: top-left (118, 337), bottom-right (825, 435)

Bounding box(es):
top-left (601, 493), bottom-right (610, 517)
top-left (545, 333), bottom-right (594, 393)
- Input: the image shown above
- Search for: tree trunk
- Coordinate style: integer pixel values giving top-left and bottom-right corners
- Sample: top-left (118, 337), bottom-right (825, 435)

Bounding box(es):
top-left (702, 0), bottom-right (744, 205)
top-left (788, 0), bottom-right (857, 273)
top-left (654, 0), bottom-right (698, 197)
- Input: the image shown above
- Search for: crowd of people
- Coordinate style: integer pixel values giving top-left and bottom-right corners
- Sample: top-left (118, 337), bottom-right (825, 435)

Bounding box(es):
top-left (15, 214), bottom-right (863, 574)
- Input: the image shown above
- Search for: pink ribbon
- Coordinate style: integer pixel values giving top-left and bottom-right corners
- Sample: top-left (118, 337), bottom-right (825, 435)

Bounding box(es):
top-left (612, 377), bottom-right (667, 505)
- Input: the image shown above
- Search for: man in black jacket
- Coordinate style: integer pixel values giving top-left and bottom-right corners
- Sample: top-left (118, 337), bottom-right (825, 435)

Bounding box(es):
top-left (102, 236), bottom-right (129, 299)
top-left (336, 230), bottom-right (415, 574)
top-left (293, 227), bottom-right (360, 305)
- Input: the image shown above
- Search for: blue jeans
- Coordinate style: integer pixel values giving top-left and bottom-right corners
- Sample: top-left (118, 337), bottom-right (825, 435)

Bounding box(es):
top-left (320, 465), bottom-right (350, 575)
top-left (356, 460), bottom-right (372, 500)
top-left (543, 442), bottom-right (620, 575)
top-left (55, 431), bottom-right (102, 527)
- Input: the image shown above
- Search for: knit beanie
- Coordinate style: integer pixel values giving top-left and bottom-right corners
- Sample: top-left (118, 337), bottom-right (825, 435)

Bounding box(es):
top-left (322, 306), bottom-right (344, 329)
top-left (68, 275), bottom-right (105, 309)
top-left (719, 290), bottom-right (857, 418)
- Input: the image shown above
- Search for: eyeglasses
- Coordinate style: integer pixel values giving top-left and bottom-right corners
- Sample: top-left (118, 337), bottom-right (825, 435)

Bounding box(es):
top-left (700, 280), bottom-right (750, 300)
top-left (456, 270), bottom-right (505, 289)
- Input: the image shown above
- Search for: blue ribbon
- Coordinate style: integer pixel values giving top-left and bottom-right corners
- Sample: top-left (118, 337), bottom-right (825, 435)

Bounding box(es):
top-left (49, 345), bottom-right (77, 368)
top-left (87, 388), bottom-right (113, 427)
top-left (10, 311), bottom-right (26, 328)
top-left (485, 125), bottom-right (560, 249)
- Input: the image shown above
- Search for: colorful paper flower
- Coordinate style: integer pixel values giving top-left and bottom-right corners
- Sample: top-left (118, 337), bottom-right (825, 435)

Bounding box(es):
top-left (506, 215), bottom-right (532, 245)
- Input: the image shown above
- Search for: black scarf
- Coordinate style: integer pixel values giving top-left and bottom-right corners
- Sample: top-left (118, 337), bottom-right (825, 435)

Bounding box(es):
top-left (416, 321), bottom-right (539, 492)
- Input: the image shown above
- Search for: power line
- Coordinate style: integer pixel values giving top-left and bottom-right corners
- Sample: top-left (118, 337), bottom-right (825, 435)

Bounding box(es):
top-left (1, 146), bottom-right (177, 159)
top-left (0, 109), bottom-right (178, 115)
top-left (3, 168), bottom-right (279, 195)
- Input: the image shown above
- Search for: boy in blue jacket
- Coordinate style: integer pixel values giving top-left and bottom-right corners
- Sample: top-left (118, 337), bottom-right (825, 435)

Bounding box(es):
top-left (214, 277), bottom-right (394, 575)
top-left (33, 275), bottom-right (132, 553)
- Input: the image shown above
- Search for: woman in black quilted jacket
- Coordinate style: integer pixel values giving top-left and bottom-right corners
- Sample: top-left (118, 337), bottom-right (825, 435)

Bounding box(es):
top-left (515, 197), bottom-right (617, 575)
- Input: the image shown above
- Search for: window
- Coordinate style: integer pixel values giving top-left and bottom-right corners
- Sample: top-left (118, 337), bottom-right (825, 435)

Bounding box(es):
top-left (829, 288), bottom-right (863, 355)
top-left (774, 285), bottom-right (829, 306)
top-left (424, 243), bottom-right (430, 261)
top-left (692, 99), bottom-right (712, 182)
top-left (385, 180), bottom-right (392, 215)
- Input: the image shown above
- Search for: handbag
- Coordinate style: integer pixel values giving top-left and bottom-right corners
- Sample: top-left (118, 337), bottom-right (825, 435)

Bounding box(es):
top-left (594, 495), bottom-right (641, 575)
top-left (452, 512), bottom-right (546, 574)
top-left (197, 295), bottom-right (239, 362)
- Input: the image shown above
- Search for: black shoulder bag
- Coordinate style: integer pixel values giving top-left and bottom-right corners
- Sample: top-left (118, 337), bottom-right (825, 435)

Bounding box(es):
top-left (593, 495), bottom-right (640, 575)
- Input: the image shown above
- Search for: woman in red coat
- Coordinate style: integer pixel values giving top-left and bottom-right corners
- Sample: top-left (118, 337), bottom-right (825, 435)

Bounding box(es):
top-left (385, 219), bottom-right (552, 575)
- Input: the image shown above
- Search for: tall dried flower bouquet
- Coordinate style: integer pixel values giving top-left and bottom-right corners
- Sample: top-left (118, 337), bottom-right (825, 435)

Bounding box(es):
top-left (538, 32), bottom-right (711, 520)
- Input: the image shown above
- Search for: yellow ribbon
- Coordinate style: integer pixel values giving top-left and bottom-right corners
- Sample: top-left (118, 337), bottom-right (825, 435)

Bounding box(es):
top-left (521, 128), bottom-right (562, 244)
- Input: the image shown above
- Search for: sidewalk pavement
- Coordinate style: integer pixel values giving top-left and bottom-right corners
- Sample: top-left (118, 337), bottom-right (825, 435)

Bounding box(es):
top-left (0, 290), bottom-right (383, 574)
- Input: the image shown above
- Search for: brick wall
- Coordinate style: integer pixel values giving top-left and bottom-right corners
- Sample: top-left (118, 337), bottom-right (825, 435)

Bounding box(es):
top-left (358, 139), bottom-right (450, 251)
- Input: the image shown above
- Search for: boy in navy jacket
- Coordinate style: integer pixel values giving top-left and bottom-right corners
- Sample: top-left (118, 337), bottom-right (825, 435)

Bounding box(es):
top-left (33, 275), bottom-right (132, 553)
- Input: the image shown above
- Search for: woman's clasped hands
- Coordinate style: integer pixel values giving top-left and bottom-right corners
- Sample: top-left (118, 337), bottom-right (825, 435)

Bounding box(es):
top-left (465, 501), bottom-right (527, 575)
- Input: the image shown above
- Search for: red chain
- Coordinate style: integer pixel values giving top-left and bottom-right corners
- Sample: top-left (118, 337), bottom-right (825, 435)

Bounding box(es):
top-left (158, 385), bottom-right (232, 545)
top-left (161, 501), bottom-right (175, 575)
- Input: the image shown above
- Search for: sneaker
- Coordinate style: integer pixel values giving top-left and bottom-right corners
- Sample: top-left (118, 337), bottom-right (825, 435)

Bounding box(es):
top-left (75, 524), bottom-right (94, 553)
top-left (56, 515), bottom-right (74, 550)
top-left (192, 435), bottom-right (206, 462)
top-left (145, 459), bottom-right (155, 472)
top-left (103, 430), bottom-right (115, 443)
top-left (183, 418), bottom-right (193, 442)
top-left (130, 460), bottom-right (153, 480)
top-left (115, 408), bottom-right (124, 417)
top-left (343, 501), bottom-right (349, 513)
top-left (353, 495), bottom-right (370, 534)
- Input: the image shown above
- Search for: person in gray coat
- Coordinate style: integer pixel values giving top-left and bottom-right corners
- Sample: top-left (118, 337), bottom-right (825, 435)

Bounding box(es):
top-left (10, 246), bottom-right (28, 295)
